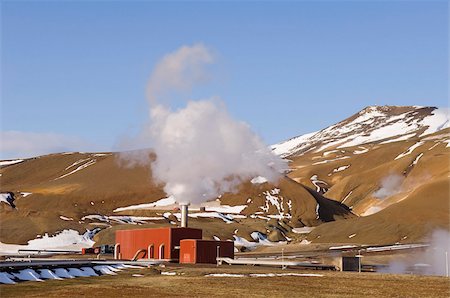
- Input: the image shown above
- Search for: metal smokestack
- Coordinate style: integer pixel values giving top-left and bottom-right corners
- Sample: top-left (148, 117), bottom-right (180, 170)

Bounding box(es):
top-left (180, 203), bottom-right (189, 228)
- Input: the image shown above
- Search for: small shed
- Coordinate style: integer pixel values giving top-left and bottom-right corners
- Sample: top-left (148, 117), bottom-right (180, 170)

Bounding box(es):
top-left (179, 239), bottom-right (234, 264)
top-left (115, 227), bottom-right (202, 260)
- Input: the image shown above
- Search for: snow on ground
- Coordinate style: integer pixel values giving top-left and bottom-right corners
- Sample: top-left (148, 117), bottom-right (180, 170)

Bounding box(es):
top-left (412, 153), bottom-right (424, 165)
top-left (0, 193), bottom-right (14, 207)
top-left (341, 191), bottom-right (353, 204)
top-left (272, 106), bottom-right (449, 156)
top-left (204, 205), bottom-right (246, 214)
top-left (394, 141), bottom-right (425, 160)
top-left (206, 273), bottom-right (245, 277)
top-left (292, 227), bottom-right (315, 234)
top-left (113, 196), bottom-right (176, 212)
top-left (20, 192), bottom-right (32, 197)
top-left (0, 229), bottom-right (96, 255)
top-left (353, 147), bottom-right (369, 154)
top-left (234, 232), bottom-right (287, 250)
top-left (310, 175), bottom-right (328, 193)
top-left (271, 131), bottom-right (318, 157)
top-left (420, 107), bottom-right (450, 136)
top-left (55, 158), bottom-right (96, 180)
top-left (82, 214), bottom-right (165, 224)
top-left (329, 245), bottom-right (358, 250)
top-left (206, 273), bottom-right (323, 277)
top-left (259, 188), bottom-right (291, 219)
top-left (161, 272), bottom-right (177, 276)
top-left (168, 211), bottom-right (246, 224)
top-left (312, 156), bottom-right (350, 165)
top-left (59, 216), bottom-right (74, 221)
top-left (0, 159), bottom-right (24, 167)
top-left (331, 165), bottom-right (350, 174)
top-left (380, 133), bottom-right (417, 144)
top-left (251, 176), bottom-right (268, 184)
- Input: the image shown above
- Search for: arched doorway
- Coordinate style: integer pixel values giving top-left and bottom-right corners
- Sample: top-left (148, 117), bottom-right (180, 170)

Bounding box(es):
top-left (159, 244), bottom-right (165, 259)
top-left (148, 244), bottom-right (154, 259)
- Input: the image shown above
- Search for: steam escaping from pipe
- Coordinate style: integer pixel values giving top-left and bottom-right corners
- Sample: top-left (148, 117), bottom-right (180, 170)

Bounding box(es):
top-left (120, 44), bottom-right (287, 204)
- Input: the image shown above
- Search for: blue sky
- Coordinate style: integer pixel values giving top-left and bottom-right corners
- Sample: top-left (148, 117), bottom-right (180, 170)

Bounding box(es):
top-left (1, 1), bottom-right (448, 158)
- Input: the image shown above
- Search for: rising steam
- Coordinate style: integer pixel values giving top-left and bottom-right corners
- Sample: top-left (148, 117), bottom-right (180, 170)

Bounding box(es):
top-left (121, 44), bottom-right (286, 204)
top-left (373, 174), bottom-right (405, 199)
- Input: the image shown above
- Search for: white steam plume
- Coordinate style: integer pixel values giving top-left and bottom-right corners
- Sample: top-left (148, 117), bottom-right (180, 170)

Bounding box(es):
top-left (121, 44), bottom-right (287, 204)
top-left (373, 174), bottom-right (405, 199)
top-left (146, 44), bottom-right (214, 104)
top-left (381, 229), bottom-right (450, 276)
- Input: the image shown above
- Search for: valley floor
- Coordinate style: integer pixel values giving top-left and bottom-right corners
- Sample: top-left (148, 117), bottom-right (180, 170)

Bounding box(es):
top-left (1, 265), bottom-right (449, 298)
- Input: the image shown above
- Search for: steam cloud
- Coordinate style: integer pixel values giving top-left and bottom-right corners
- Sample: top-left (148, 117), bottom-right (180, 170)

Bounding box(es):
top-left (373, 174), bottom-right (405, 199)
top-left (381, 229), bottom-right (450, 276)
top-left (121, 44), bottom-right (286, 204)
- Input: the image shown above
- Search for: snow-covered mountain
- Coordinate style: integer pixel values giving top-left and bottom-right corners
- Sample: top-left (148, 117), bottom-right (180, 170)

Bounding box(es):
top-left (272, 106), bottom-right (449, 157)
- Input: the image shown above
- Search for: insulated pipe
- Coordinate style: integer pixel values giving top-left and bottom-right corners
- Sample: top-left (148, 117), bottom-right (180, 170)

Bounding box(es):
top-left (180, 203), bottom-right (189, 228)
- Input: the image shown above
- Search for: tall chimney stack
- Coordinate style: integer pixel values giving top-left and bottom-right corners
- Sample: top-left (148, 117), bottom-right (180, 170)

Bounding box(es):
top-left (180, 203), bottom-right (189, 228)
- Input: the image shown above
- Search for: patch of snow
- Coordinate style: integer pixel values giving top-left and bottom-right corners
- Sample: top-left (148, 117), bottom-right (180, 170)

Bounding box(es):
top-left (249, 273), bottom-right (323, 277)
top-left (312, 156), bottom-right (350, 165)
top-left (353, 147), bottom-right (369, 154)
top-left (412, 153), bottom-right (424, 165)
top-left (329, 245), bottom-right (358, 250)
top-left (380, 133), bottom-right (417, 144)
top-left (205, 205), bottom-right (246, 214)
top-left (82, 214), bottom-right (164, 224)
top-left (420, 108), bottom-right (450, 136)
top-left (206, 273), bottom-right (245, 277)
top-left (348, 233), bottom-right (356, 239)
top-left (0, 159), bottom-right (24, 167)
top-left (113, 196), bottom-right (176, 212)
top-left (292, 227), bottom-right (315, 234)
top-left (55, 159), bottom-right (96, 180)
top-left (0, 229), bottom-right (96, 255)
top-left (394, 141), bottom-right (424, 160)
top-left (132, 274), bottom-right (144, 277)
top-left (59, 216), bottom-right (74, 221)
top-left (161, 272), bottom-right (177, 276)
top-left (310, 175), bottom-right (328, 193)
top-left (271, 131), bottom-right (319, 157)
top-left (20, 192), bottom-right (32, 197)
top-left (332, 165), bottom-right (350, 173)
top-left (251, 176), bottom-right (268, 184)
top-left (341, 191), bottom-right (353, 204)
top-left (0, 193), bottom-right (14, 207)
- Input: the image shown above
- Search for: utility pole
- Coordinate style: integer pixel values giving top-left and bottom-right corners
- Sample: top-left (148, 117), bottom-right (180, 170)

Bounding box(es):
top-left (446, 251), bottom-right (448, 278)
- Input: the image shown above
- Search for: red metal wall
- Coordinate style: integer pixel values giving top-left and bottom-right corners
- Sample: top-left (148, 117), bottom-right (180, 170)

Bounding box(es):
top-left (179, 240), bottom-right (234, 264)
top-left (115, 227), bottom-right (202, 261)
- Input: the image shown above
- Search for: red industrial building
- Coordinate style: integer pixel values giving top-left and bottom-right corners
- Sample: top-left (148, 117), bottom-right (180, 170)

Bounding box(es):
top-left (115, 227), bottom-right (202, 260)
top-left (115, 227), bottom-right (234, 263)
top-left (179, 239), bottom-right (234, 264)
top-left (115, 204), bottom-right (234, 264)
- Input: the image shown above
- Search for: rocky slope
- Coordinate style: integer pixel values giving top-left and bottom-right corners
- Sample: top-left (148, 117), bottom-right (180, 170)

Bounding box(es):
top-left (1, 105), bottom-right (448, 248)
